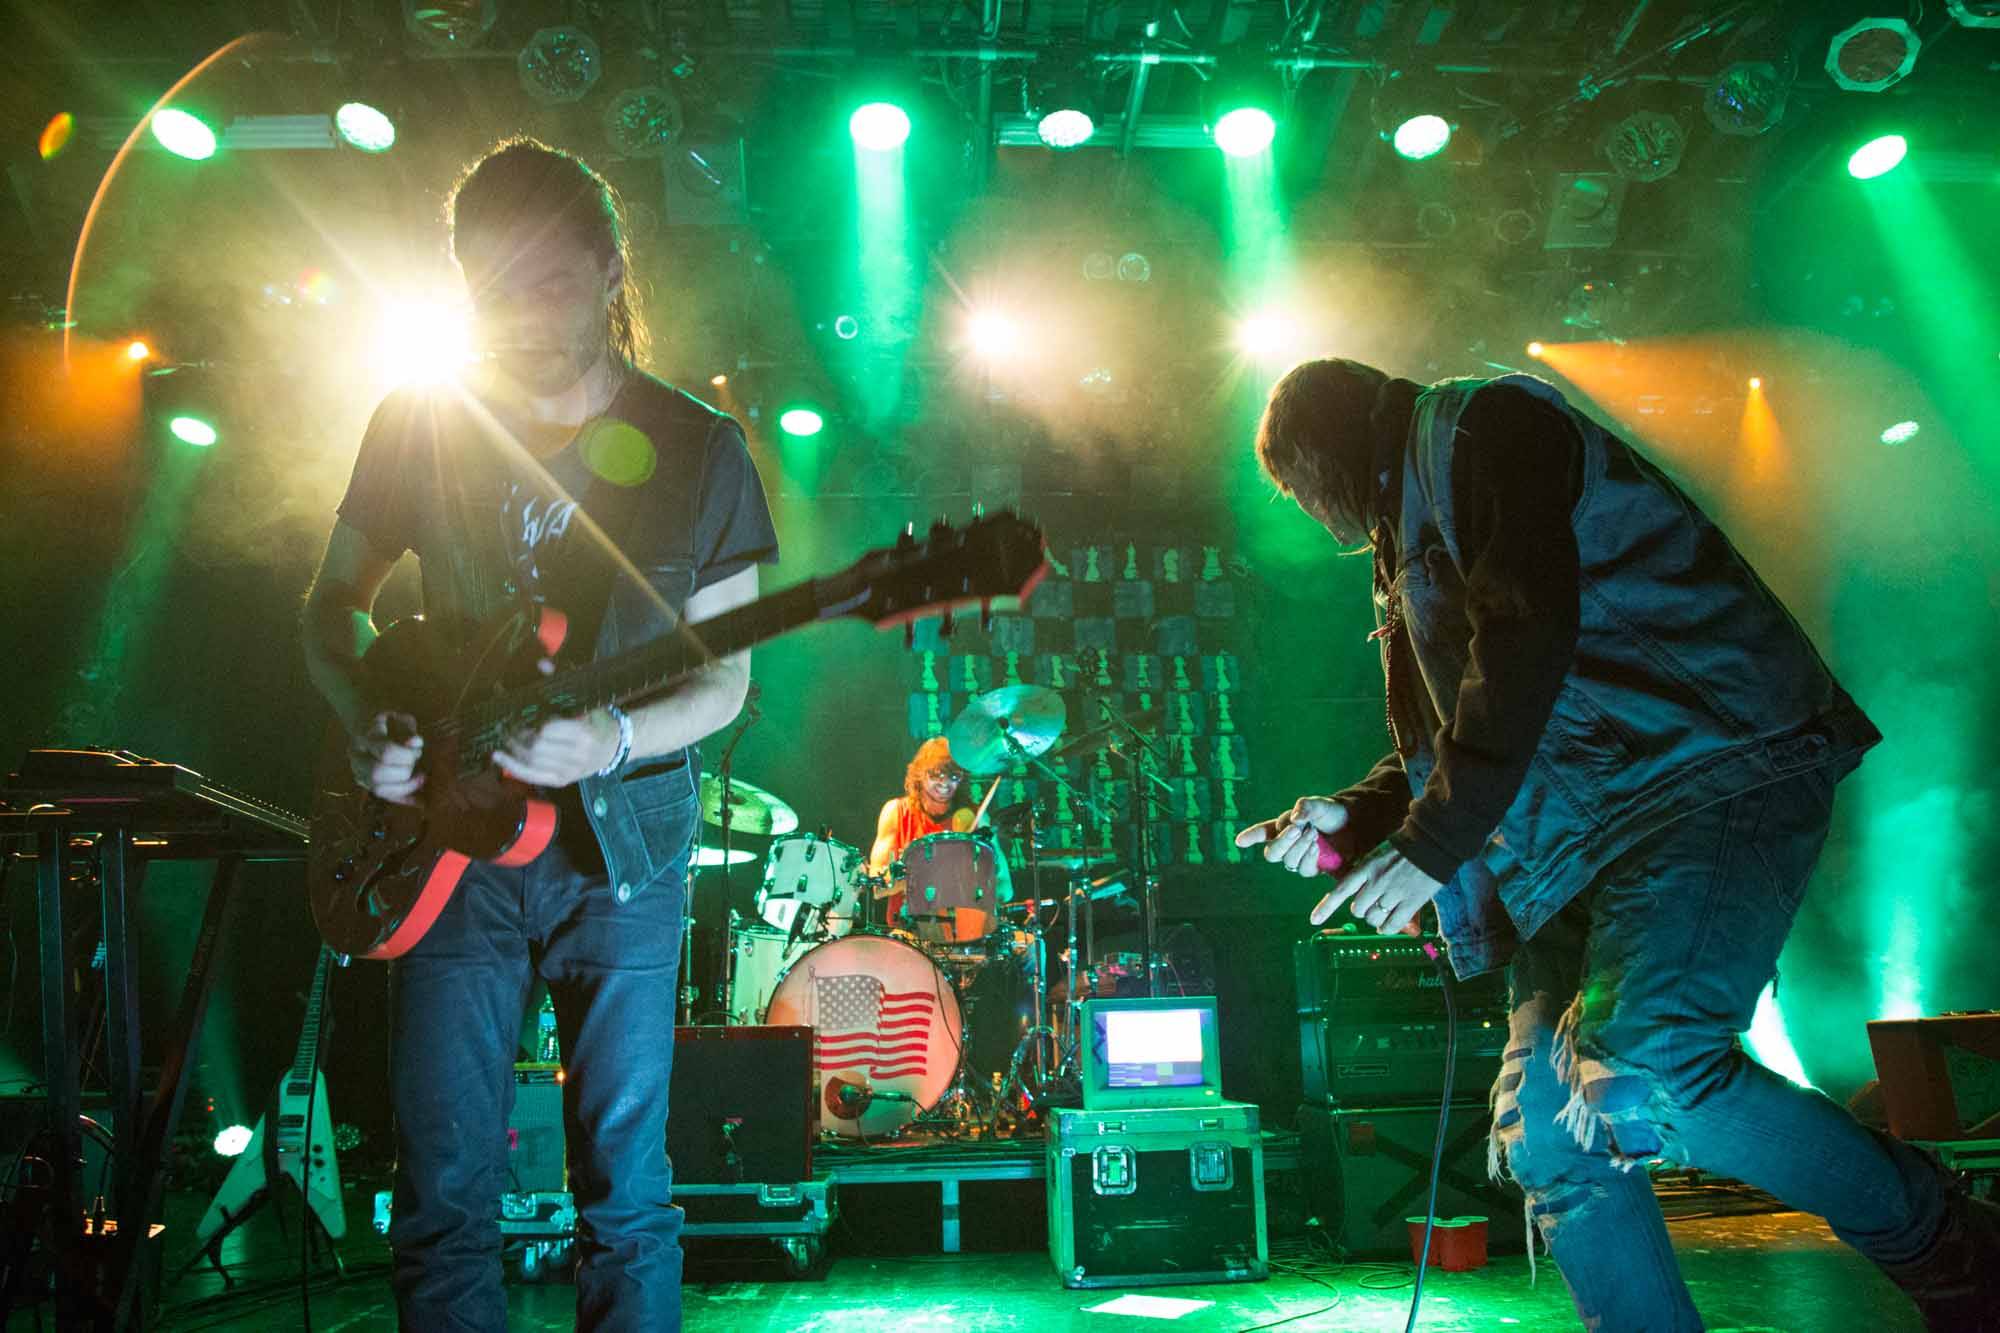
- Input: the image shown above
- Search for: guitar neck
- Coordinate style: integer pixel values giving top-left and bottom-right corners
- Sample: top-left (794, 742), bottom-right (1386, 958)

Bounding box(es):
top-left (466, 577), bottom-right (840, 736)
top-left (288, 947), bottom-right (334, 1087)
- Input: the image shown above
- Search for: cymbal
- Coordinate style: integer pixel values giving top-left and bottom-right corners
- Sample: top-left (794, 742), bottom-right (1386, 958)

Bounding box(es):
top-left (1036, 846), bottom-right (1116, 869)
top-left (697, 774), bottom-right (799, 836)
top-left (1052, 707), bottom-right (1164, 761)
top-left (945, 685), bottom-right (1066, 775)
top-left (691, 846), bottom-right (758, 867)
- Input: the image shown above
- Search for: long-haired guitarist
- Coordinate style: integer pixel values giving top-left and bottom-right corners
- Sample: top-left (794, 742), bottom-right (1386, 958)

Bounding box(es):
top-left (301, 137), bottom-right (777, 1331)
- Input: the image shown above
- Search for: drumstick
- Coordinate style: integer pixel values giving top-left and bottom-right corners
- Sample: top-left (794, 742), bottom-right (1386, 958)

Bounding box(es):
top-left (969, 780), bottom-right (1001, 830)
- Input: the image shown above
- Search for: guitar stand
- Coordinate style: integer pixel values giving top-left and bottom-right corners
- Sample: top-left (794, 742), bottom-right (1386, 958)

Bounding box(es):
top-left (173, 1181), bottom-right (346, 1290)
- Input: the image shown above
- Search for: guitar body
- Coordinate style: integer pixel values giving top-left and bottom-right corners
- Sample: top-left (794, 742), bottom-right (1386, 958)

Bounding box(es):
top-left (309, 606), bottom-right (567, 960)
top-left (195, 1071), bottom-right (345, 1245)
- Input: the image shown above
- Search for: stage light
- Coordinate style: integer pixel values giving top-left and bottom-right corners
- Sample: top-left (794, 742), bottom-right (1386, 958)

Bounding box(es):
top-left (213, 1124), bottom-right (253, 1157)
top-left (779, 407), bottom-right (824, 437)
top-left (710, 373), bottom-right (728, 387)
top-left (1825, 18), bottom-right (1921, 93)
top-left (40, 112), bottom-right (75, 161)
top-left (150, 109), bottom-right (217, 161)
top-left (374, 300), bottom-right (473, 387)
top-left (603, 85), bottom-right (684, 158)
top-left (125, 340), bottom-right (151, 363)
top-left (403, 0), bottom-right (496, 50)
top-left (1212, 108), bottom-right (1276, 158)
top-left (518, 26), bottom-right (602, 105)
top-left (850, 102), bottom-right (911, 152)
top-left (1236, 312), bottom-right (1301, 360)
top-left (1704, 61), bottom-right (1790, 137)
top-left (1602, 110), bottom-right (1686, 182)
top-left (1392, 114), bottom-right (1451, 161)
top-left (1880, 419), bottom-right (1920, 445)
top-left (833, 314), bottom-right (861, 340)
top-left (1027, 54), bottom-right (1098, 150)
top-left (1946, 0), bottom-right (2000, 26)
top-left (967, 311), bottom-right (1021, 359)
top-left (334, 102), bottom-right (395, 153)
top-left (1747, 376), bottom-right (1763, 390)
top-left (1526, 341), bottom-right (1546, 358)
top-left (170, 415), bottom-right (218, 447)
top-left (1848, 134), bottom-right (1908, 180)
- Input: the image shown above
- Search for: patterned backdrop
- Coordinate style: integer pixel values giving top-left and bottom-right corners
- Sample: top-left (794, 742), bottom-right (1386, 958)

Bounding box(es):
top-left (903, 540), bottom-right (1252, 875)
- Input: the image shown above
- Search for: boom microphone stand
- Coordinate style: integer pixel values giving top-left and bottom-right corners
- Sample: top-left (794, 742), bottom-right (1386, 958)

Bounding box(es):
top-left (1096, 700), bottom-right (1173, 996)
top-left (704, 685), bottom-right (761, 1018)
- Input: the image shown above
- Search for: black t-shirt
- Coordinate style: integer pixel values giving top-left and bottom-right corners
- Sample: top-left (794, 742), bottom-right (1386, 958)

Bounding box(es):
top-left (336, 371), bottom-right (779, 872)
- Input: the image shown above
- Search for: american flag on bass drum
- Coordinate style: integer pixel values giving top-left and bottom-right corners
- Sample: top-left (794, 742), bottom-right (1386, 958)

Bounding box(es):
top-left (814, 974), bottom-right (935, 1079)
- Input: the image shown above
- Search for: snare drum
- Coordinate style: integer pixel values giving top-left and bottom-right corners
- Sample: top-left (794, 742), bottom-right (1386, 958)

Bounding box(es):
top-left (757, 833), bottom-right (865, 939)
top-left (764, 934), bottom-right (963, 1140)
top-left (896, 832), bottom-right (1013, 946)
top-left (726, 920), bottom-right (813, 1026)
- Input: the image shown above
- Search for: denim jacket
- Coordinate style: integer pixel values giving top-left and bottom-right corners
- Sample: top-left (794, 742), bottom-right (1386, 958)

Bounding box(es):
top-left (1385, 375), bottom-right (1881, 977)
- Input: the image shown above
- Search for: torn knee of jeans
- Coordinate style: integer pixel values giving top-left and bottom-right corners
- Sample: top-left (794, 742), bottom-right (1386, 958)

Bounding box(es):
top-left (1527, 1181), bottom-right (1599, 1239)
top-left (1580, 1069), bottom-right (1687, 1167)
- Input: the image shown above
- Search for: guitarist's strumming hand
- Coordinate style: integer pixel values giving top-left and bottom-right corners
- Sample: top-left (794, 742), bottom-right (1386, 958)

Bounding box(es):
top-left (351, 711), bottom-right (426, 805)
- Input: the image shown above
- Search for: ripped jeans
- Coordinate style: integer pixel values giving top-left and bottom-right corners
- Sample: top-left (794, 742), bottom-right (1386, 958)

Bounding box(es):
top-left (1488, 766), bottom-right (1948, 1331)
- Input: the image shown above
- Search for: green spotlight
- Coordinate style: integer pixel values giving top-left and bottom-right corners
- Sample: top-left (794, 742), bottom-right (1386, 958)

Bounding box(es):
top-left (150, 109), bottom-right (218, 161)
top-left (1880, 419), bottom-right (1920, 445)
top-left (850, 103), bottom-right (911, 152)
top-left (778, 407), bottom-right (824, 437)
top-left (1213, 107), bottom-right (1276, 158)
top-left (1848, 134), bottom-right (1907, 180)
top-left (169, 415), bottom-right (218, 447)
top-left (335, 102), bottom-right (396, 153)
top-left (1392, 113), bottom-right (1452, 160)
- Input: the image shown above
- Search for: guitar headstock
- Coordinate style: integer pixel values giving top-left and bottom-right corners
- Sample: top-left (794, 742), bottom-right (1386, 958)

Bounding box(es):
top-left (833, 512), bottom-right (1049, 630)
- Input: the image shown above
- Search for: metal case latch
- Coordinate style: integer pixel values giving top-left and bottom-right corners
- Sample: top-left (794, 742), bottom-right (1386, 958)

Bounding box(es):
top-left (1189, 1141), bottom-right (1234, 1192)
top-left (1092, 1145), bottom-right (1137, 1195)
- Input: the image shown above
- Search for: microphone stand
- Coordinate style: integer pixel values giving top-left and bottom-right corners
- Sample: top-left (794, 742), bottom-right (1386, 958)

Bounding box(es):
top-left (1097, 700), bottom-right (1173, 996)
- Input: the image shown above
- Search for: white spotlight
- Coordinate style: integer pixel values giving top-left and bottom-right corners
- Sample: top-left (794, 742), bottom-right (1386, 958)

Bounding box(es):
top-left (374, 299), bottom-right (474, 388)
top-left (967, 311), bottom-right (1021, 360)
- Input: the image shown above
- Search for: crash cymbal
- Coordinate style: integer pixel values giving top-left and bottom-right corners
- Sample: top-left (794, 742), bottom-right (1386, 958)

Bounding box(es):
top-left (697, 774), bottom-right (799, 836)
top-left (1053, 707), bottom-right (1165, 761)
top-left (690, 846), bottom-right (758, 867)
top-left (945, 684), bottom-right (1066, 775)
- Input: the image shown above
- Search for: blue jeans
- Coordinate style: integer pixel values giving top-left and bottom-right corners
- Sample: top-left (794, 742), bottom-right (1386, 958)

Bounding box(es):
top-left (1490, 766), bottom-right (1949, 1331)
top-left (386, 837), bottom-right (687, 1332)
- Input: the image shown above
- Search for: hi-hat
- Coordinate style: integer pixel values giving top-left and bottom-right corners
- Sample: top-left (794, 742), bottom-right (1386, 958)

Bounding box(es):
top-left (697, 774), bottom-right (798, 836)
top-left (945, 685), bottom-right (1066, 775)
top-left (691, 846), bottom-right (758, 867)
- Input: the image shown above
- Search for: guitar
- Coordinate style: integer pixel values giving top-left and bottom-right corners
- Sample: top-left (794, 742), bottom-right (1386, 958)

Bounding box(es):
top-left (195, 945), bottom-right (346, 1249)
top-left (309, 513), bottom-right (1049, 959)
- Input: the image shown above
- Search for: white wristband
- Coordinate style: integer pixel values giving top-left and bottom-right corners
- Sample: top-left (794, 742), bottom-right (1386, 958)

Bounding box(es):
top-left (596, 704), bottom-right (634, 777)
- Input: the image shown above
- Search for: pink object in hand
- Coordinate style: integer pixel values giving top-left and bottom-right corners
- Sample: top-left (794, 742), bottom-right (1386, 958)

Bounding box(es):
top-left (1315, 833), bottom-right (1344, 874)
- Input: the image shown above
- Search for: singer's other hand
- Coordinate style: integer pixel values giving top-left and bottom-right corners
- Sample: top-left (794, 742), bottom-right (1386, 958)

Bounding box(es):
top-left (1308, 841), bottom-right (1440, 935)
top-left (1235, 796), bottom-right (1353, 877)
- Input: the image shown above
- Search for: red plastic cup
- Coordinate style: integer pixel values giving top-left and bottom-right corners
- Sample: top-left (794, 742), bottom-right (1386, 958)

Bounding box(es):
top-left (1405, 1215), bottom-right (1489, 1271)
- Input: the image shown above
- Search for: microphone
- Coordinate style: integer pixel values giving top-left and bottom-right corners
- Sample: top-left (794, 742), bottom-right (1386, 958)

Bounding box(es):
top-left (824, 1077), bottom-right (915, 1119)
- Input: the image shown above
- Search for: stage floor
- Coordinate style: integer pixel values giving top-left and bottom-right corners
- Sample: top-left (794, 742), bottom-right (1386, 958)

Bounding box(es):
top-left (101, 1187), bottom-right (1922, 1331)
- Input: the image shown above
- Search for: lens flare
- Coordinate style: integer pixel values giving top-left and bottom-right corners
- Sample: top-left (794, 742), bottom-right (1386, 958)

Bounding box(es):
top-left (779, 407), bottom-right (825, 437)
top-left (150, 108), bottom-right (218, 160)
top-left (213, 1124), bottom-right (254, 1157)
top-left (374, 300), bottom-right (474, 387)
top-left (1392, 114), bottom-right (1451, 160)
top-left (40, 112), bottom-right (76, 161)
top-left (169, 415), bottom-right (218, 447)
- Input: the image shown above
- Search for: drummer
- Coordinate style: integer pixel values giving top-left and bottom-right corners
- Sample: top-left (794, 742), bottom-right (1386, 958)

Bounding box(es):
top-left (868, 737), bottom-right (977, 928)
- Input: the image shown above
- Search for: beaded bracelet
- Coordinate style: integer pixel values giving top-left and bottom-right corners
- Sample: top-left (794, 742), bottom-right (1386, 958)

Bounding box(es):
top-left (596, 704), bottom-right (634, 777)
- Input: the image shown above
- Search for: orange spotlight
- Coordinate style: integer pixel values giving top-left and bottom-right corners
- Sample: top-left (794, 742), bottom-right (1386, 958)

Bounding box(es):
top-left (1526, 341), bottom-right (1546, 359)
top-left (710, 374), bottom-right (727, 387)
top-left (39, 112), bottom-right (75, 161)
top-left (125, 339), bottom-right (151, 362)
top-left (1748, 376), bottom-right (1762, 390)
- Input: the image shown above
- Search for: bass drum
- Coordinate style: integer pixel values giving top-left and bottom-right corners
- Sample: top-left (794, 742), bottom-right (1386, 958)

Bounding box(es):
top-left (764, 934), bottom-right (963, 1140)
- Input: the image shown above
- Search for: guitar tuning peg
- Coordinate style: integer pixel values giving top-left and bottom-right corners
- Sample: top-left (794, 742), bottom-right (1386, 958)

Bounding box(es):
top-left (980, 598), bottom-right (994, 632)
top-left (939, 609), bottom-right (956, 639)
top-left (971, 501), bottom-right (986, 519)
top-left (904, 621), bottom-right (915, 650)
top-left (897, 524), bottom-right (916, 548)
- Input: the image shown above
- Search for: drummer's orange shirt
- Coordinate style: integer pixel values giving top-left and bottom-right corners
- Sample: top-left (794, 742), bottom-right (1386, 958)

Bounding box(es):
top-left (884, 798), bottom-right (975, 926)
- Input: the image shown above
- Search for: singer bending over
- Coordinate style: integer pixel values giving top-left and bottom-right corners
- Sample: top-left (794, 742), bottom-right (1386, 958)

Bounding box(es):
top-left (1235, 359), bottom-right (1996, 1332)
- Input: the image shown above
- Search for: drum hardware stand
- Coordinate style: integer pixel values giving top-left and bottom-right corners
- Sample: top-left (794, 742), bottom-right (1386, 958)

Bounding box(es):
top-left (707, 690), bottom-right (761, 1015)
top-left (1094, 701), bottom-right (1173, 996)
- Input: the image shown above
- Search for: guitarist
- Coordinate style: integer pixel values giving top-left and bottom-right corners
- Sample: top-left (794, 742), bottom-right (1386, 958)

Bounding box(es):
top-left (302, 137), bottom-right (777, 1332)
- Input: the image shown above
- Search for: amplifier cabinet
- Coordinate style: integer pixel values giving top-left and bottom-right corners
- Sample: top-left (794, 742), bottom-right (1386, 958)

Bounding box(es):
top-left (508, 1064), bottom-right (567, 1193)
top-left (1297, 1103), bottom-right (1523, 1258)
top-left (1047, 1102), bottom-right (1268, 1289)
top-left (1867, 1014), bottom-right (2000, 1140)
top-left (1295, 932), bottom-right (1509, 1108)
top-left (669, 1025), bottom-right (815, 1185)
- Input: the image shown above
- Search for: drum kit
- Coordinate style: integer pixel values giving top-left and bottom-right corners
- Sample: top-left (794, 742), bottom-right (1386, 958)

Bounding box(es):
top-left (688, 684), bottom-right (1166, 1141)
